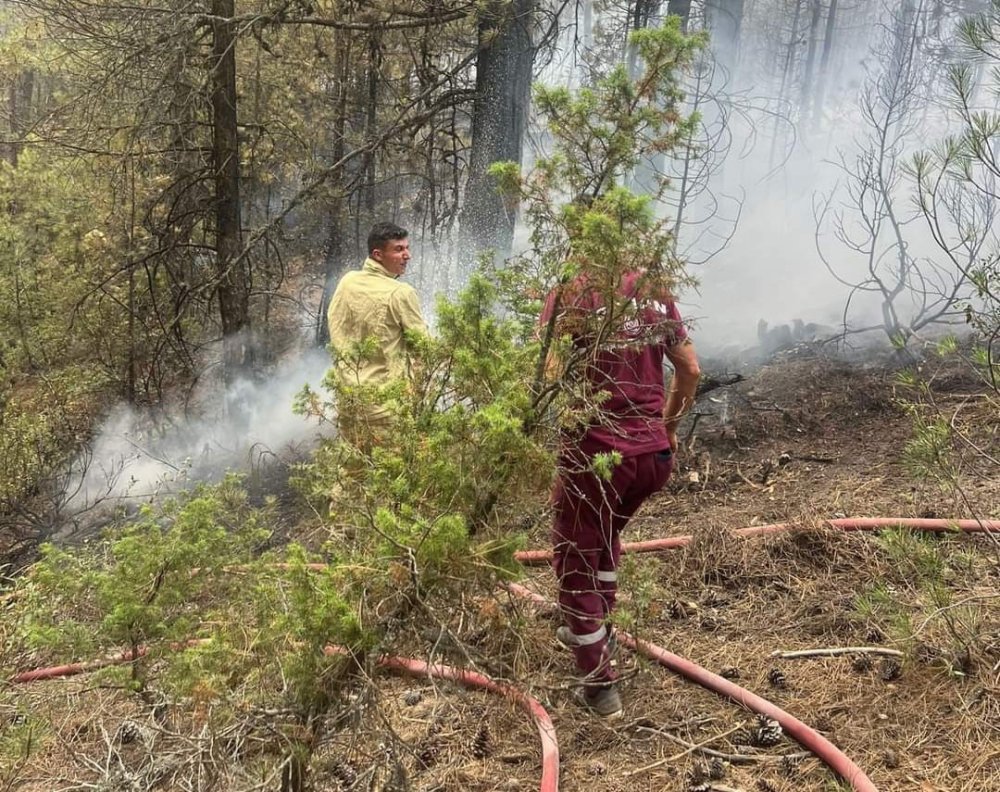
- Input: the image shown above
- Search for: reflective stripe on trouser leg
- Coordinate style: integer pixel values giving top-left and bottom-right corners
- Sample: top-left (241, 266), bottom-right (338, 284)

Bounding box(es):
top-left (598, 551), bottom-right (619, 618)
top-left (565, 625), bottom-right (607, 646)
top-left (552, 458), bottom-right (640, 683)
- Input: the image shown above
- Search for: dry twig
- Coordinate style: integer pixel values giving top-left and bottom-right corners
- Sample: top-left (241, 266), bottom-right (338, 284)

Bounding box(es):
top-left (623, 723), bottom-right (745, 776)
top-left (770, 646), bottom-right (904, 660)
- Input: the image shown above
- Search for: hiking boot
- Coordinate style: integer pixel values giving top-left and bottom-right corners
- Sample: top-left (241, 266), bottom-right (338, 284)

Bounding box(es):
top-left (574, 684), bottom-right (623, 719)
top-left (555, 626), bottom-right (619, 657)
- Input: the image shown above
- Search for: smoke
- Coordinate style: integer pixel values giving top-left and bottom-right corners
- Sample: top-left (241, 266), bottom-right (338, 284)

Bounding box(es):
top-left (533, 1), bottom-right (986, 357)
top-left (62, 343), bottom-right (333, 525)
top-left (681, 0), bottom-right (981, 355)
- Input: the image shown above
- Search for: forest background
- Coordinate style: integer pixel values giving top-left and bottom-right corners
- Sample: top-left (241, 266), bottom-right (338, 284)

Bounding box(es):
top-left (1, 2), bottom-right (999, 791)
top-left (1, 0), bottom-right (998, 528)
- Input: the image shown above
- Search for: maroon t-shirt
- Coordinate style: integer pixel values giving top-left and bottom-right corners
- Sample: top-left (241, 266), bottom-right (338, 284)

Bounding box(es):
top-left (541, 271), bottom-right (687, 458)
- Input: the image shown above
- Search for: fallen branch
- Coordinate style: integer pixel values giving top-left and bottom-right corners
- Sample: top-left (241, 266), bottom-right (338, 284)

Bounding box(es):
top-left (696, 372), bottom-right (744, 397)
top-left (790, 454), bottom-right (837, 464)
top-left (632, 724), bottom-right (811, 765)
top-left (624, 723), bottom-right (745, 776)
top-left (770, 647), bottom-right (904, 660)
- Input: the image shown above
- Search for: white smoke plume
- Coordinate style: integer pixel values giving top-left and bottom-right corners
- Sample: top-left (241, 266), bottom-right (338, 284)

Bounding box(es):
top-left (62, 344), bottom-right (333, 524)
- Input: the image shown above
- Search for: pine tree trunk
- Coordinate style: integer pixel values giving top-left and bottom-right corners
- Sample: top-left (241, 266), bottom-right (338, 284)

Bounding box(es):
top-left (210, 0), bottom-right (251, 393)
top-left (364, 32), bottom-right (380, 215)
top-left (705, 0), bottom-right (745, 77)
top-left (317, 27), bottom-right (353, 347)
top-left (811, 0), bottom-right (839, 131)
top-left (626, 0), bottom-right (661, 79)
top-left (798, 0), bottom-right (822, 124)
top-left (460, 0), bottom-right (535, 266)
top-left (666, 0), bottom-right (692, 32)
top-left (628, 0), bottom-right (663, 195)
top-left (769, 0), bottom-right (804, 168)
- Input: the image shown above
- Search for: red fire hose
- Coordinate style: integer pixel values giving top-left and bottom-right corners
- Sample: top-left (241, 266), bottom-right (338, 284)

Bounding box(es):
top-left (15, 643), bottom-right (560, 791)
top-left (11, 516), bottom-right (1000, 792)
top-left (508, 582), bottom-right (877, 792)
top-left (366, 652), bottom-right (559, 792)
top-left (513, 516), bottom-right (1000, 565)
top-left (10, 639), bottom-right (208, 684)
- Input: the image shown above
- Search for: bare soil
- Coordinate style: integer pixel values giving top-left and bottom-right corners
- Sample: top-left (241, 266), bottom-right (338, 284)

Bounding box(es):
top-left (3, 354), bottom-right (999, 792)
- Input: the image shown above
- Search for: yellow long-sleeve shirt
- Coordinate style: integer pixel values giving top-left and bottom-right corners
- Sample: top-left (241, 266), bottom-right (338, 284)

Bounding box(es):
top-left (327, 258), bottom-right (427, 422)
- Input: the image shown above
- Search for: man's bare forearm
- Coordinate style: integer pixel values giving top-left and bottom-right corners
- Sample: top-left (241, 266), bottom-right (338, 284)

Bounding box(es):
top-left (663, 340), bottom-right (701, 447)
top-left (664, 369), bottom-right (699, 431)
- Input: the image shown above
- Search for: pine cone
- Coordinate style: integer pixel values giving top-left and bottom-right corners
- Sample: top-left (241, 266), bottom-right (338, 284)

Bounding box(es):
top-left (754, 715), bottom-right (783, 747)
top-left (669, 599), bottom-right (691, 619)
top-left (731, 726), bottom-right (756, 747)
top-left (329, 758), bottom-right (357, 789)
top-left (757, 779), bottom-right (779, 792)
top-left (115, 720), bottom-right (142, 745)
top-left (767, 668), bottom-right (787, 688)
top-left (780, 753), bottom-right (802, 777)
top-left (880, 657), bottom-right (903, 681)
top-left (915, 642), bottom-right (942, 665)
top-left (686, 762), bottom-right (708, 785)
top-left (418, 737), bottom-right (442, 769)
top-left (471, 722), bottom-right (491, 759)
top-left (866, 626), bottom-right (885, 644)
top-left (428, 715), bottom-right (446, 736)
top-left (852, 654), bottom-right (874, 673)
top-left (687, 759), bottom-right (724, 785)
top-left (719, 666), bottom-right (741, 680)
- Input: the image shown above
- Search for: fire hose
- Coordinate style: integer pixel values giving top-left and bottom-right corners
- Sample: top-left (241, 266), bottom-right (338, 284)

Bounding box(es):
top-left (10, 516), bottom-right (1000, 792)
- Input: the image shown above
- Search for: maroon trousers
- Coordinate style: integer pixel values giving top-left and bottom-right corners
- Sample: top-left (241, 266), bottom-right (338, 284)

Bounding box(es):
top-left (552, 449), bottom-right (674, 682)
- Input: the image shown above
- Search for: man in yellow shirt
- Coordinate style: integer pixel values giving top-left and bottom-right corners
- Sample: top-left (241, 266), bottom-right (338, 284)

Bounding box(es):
top-left (327, 222), bottom-right (428, 444)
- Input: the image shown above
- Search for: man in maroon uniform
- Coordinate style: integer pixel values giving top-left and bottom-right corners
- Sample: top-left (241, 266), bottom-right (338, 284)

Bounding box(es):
top-left (541, 270), bottom-right (701, 717)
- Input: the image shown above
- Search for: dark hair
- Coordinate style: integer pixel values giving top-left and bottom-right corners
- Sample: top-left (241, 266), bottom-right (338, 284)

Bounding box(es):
top-left (367, 222), bottom-right (408, 255)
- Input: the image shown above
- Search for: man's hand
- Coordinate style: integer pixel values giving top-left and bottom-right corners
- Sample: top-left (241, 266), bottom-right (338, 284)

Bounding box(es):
top-left (667, 428), bottom-right (680, 454)
top-left (663, 339), bottom-right (701, 451)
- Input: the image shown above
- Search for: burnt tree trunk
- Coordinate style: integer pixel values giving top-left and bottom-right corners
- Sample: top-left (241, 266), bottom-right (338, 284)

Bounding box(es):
top-left (210, 0), bottom-right (252, 395)
top-left (705, 0), bottom-right (745, 78)
top-left (769, 0), bottom-right (804, 168)
top-left (460, 0), bottom-right (535, 266)
top-left (799, 0), bottom-right (822, 124)
top-left (666, 0), bottom-right (692, 32)
top-left (364, 31), bottom-right (380, 215)
top-left (317, 27), bottom-right (353, 348)
top-left (811, 0), bottom-right (839, 131)
top-left (626, 0), bottom-right (661, 78)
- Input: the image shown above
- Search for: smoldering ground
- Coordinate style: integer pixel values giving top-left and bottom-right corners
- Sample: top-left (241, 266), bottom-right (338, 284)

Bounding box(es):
top-left (56, 345), bottom-right (333, 541)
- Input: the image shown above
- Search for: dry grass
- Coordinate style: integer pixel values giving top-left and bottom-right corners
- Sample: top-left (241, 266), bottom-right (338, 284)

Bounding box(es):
top-left (3, 356), bottom-right (999, 791)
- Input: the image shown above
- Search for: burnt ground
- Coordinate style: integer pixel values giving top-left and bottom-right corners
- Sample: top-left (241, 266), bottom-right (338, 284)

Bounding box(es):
top-left (3, 353), bottom-right (999, 792)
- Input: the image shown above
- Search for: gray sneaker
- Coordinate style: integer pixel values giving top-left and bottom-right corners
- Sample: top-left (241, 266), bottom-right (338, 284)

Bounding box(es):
top-left (555, 626), bottom-right (619, 657)
top-left (574, 684), bottom-right (623, 719)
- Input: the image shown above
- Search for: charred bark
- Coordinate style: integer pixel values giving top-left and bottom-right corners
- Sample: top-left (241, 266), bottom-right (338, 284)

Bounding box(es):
top-left (705, 0), bottom-right (745, 77)
top-left (799, 0), bottom-right (822, 123)
top-left (811, 0), bottom-right (839, 130)
top-left (210, 0), bottom-right (252, 393)
top-left (316, 23), bottom-right (354, 348)
top-left (460, 0), bottom-right (536, 266)
top-left (666, 0), bottom-right (692, 32)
